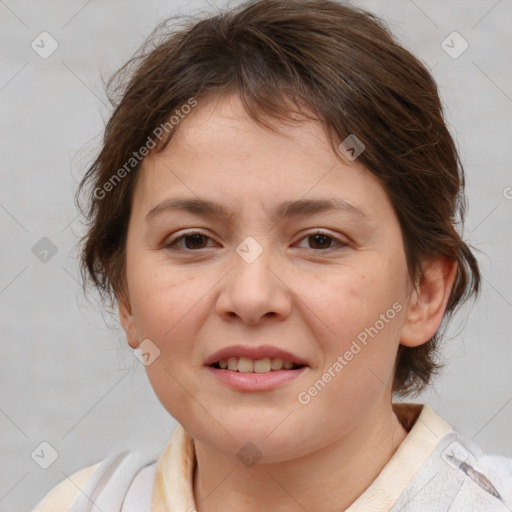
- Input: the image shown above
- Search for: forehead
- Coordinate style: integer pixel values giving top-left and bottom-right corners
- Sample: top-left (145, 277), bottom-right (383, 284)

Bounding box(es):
top-left (165, 94), bottom-right (334, 166)
top-left (132, 94), bottom-right (392, 223)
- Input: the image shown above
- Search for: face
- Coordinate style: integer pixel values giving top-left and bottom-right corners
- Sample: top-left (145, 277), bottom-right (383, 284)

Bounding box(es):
top-left (119, 94), bottom-right (417, 462)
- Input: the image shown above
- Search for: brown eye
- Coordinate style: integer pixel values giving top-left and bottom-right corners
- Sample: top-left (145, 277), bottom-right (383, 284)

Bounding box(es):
top-left (165, 232), bottom-right (213, 250)
top-left (182, 234), bottom-right (209, 249)
top-left (308, 233), bottom-right (334, 250)
top-left (297, 231), bottom-right (347, 251)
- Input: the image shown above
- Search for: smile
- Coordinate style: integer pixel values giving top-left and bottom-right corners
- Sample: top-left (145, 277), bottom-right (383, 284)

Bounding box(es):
top-left (211, 356), bottom-right (304, 373)
top-left (204, 344), bottom-right (309, 390)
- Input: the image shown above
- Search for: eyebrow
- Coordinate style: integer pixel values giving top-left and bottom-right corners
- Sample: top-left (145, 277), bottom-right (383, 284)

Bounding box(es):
top-left (145, 197), bottom-right (368, 223)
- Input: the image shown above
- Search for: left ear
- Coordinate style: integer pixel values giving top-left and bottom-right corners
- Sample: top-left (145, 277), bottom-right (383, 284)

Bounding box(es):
top-left (400, 257), bottom-right (457, 348)
top-left (118, 297), bottom-right (140, 350)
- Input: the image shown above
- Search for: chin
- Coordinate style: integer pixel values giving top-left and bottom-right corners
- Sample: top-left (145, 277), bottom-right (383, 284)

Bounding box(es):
top-left (192, 414), bottom-right (314, 462)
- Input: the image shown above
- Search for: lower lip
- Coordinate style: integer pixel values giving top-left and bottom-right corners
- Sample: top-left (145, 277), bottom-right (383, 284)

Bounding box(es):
top-left (205, 365), bottom-right (308, 391)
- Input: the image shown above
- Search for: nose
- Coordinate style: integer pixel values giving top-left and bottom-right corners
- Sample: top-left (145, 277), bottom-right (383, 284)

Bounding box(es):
top-left (215, 237), bottom-right (292, 325)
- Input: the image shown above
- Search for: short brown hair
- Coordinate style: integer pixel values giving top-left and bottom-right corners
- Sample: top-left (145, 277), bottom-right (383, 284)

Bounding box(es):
top-left (76, 0), bottom-right (480, 396)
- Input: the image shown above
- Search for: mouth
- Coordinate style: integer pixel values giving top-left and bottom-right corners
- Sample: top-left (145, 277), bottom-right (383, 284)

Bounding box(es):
top-left (204, 345), bottom-right (309, 390)
top-left (210, 356), bottom-right (305, 373)
top-left (205, 344), bottom-right (308, 371)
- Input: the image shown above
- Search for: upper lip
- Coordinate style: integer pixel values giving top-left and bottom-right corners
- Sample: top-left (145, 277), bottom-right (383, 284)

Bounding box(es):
top-left (204, 345), bottom-right (309, 366)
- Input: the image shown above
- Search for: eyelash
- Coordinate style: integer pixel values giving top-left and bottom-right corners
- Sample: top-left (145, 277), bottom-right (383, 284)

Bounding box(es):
top-left (164, 230), bottom-right (347, 252)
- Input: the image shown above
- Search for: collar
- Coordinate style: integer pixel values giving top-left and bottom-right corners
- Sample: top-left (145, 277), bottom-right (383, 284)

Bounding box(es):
top-left (151, 403), bottom-right (453, 512)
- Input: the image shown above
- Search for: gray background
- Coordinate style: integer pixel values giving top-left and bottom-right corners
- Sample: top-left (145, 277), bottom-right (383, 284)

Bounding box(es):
top-left (1, 1), bottom-right (511, 511)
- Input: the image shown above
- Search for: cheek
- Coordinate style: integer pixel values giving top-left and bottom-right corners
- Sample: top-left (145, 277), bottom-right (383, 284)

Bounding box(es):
top-left (302, 259), bottom-right (407, 389)
top-left (298, 284), bottom-right (405, 428)
top-left (128, 258), bottom-right (202, 336)
top-left (129, 268), bottom-right (208, 418)
top-left (312, 263), bottom-right (404, 337)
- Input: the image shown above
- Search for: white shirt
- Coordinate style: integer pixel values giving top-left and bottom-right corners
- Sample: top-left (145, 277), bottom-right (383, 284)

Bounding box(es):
top-left (31, 403), bottom-right (512, 511)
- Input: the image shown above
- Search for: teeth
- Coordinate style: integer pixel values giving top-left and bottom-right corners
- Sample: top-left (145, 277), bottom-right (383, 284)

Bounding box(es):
top-left (253, 357), bottom-right (271, 373)
top-left (217, 356), bottom-right (299, 373)
top-left (238, 357), bottom-right (253, 373)
top-left (271, 357), bottom-right (283, 370)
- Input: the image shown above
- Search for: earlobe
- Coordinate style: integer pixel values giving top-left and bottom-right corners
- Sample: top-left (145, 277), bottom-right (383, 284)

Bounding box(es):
top-left (400, 258), bottom-right (457, 348)
top-left (118, 299), bottom-right (140, 349)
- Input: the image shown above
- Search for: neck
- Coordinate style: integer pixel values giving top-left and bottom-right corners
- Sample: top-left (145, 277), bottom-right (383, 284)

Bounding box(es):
top-left (192, 404), bottom-right (408, 512)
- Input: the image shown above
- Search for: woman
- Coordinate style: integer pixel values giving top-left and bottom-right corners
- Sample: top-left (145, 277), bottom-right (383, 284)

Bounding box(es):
top-left (32, 0), bottom-right (512, 510)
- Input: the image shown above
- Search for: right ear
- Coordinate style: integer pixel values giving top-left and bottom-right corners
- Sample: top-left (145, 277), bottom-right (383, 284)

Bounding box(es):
top-left (118, 298), bottom-right (140, 349)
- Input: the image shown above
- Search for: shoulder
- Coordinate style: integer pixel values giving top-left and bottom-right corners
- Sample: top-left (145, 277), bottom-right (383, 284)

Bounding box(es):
top-left (30, 451), bottom-right (158, 512)
top-left (471, 451), bottom-right (512, 501)
top-left (447, 432), bottom-right (512, 510)
top-left (399, 429), bottom-right (512, 511)
top-left (389, 405), bottom-right (512, 512)
top-left (31, 461), bottom-right (101, 512)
